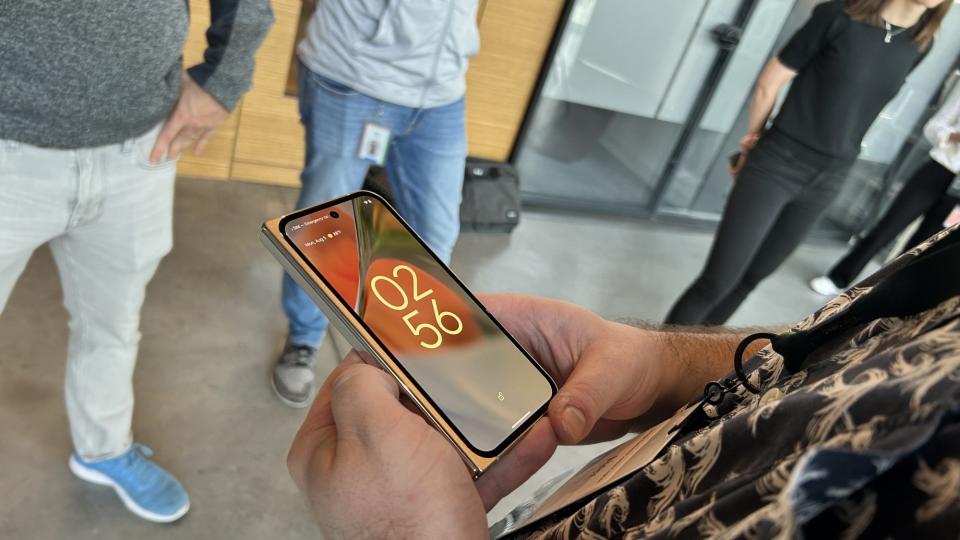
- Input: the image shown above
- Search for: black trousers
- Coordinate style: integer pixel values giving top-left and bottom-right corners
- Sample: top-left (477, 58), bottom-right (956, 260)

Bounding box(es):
top-left (827, 158), bottom-right (957, 287)
top-left (665, 134), bottom-right (851, 325)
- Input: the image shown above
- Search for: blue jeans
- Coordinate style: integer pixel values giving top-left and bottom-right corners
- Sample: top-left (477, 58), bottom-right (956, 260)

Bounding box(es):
top-left (283, 62), bottom-right (467, 347)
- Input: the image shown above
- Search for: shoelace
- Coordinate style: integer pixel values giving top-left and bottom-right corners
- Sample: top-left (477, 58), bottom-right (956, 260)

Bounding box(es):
top-left (283, 346), bottom-right (315, 367)
top-left (131, 443), bottom-right (154, 458)
top-left (123, 444), bottom-right (165, 491)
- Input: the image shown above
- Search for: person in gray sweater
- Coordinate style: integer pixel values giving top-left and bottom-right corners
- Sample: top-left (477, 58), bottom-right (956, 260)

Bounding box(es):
top-left (0, 0), bottom-right (273, 523)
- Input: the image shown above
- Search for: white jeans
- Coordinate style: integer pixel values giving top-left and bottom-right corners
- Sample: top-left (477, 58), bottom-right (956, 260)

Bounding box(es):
top-left (0, 124), bottom-right (175, 460)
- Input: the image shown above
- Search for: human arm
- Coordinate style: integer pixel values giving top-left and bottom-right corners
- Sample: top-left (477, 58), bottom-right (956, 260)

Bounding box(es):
top-left (924, 83), bottom-right (960, 149)
top-left (484, 295), bottom-right (770, 443)
top-left (741, 58), bottom-right (797, 148)
top-left (730, 58), bottom-right (797, 177)
top-left (149, 0), bottom-right (274, 162)
top-left (286, 294), bottom-right (773, 538)
top-left (733, 1), bottom-right (841, 176)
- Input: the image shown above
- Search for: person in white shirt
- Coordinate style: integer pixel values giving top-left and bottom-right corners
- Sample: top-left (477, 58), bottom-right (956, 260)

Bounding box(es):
top-left (809, 79), bottom-right (960, 296)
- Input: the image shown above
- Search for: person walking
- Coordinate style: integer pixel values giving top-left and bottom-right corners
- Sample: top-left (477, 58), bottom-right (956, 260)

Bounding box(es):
top-left (811, 77), bottom-right (960, 295)
top-left (0, 0), bottom-right (273, 522)
top-left (665, 0), bottom-right (949, 326)
top-left (271, 0), bottom-right (479, 408)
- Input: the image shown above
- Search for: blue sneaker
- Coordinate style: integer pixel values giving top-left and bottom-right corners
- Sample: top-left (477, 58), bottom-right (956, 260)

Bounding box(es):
top-left (69, 444), bottom-right (190, 523)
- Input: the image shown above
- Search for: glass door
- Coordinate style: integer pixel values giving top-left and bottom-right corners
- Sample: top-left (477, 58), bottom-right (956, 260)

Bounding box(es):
top-left (657, 0), bottom-right (960, 239)
top-left (515, 0), bottom-right (796, 213)
top-left (517, 0), bottom-right (960, 239)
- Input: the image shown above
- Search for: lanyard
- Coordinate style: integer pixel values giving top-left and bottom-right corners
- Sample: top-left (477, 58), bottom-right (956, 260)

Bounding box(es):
top-left (684, 229), bottom-right (960, 429)
top-left (771, 230), bottom-right (960, 375)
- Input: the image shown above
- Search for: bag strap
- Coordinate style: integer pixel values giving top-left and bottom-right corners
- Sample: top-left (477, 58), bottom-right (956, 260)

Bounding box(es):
top-left (770, 230), bottom-right (960, 374)
top-left (683, 229), bottom-right (959, 434)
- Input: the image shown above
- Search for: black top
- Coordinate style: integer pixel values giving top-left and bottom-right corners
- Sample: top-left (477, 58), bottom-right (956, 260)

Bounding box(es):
top-left (771, 0), bottom-right (927, 162)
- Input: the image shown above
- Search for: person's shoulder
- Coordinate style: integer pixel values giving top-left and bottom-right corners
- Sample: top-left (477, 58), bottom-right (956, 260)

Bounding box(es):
top-left (805, 0), bottom-right (851, 38)
top-left (812, 0), bottom-right (849, 21)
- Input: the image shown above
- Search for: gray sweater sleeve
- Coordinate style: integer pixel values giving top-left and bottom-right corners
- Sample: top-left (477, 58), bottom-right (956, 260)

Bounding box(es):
top-left (186, 0), bottom-right (275, 111)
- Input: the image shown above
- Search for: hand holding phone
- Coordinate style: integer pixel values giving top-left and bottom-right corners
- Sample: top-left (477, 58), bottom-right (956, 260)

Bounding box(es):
top-left (286, 291), bottom-right (681, 539)
top-left (261, 192), bottom-right (556, 477)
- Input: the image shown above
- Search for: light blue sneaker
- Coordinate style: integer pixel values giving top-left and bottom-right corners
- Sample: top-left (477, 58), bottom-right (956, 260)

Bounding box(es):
top-left (69, 444), bottom-right (190, 523)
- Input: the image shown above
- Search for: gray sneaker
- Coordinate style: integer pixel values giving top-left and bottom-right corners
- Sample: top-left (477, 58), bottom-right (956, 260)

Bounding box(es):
top-left (272, 341), bottom-right (318, 408)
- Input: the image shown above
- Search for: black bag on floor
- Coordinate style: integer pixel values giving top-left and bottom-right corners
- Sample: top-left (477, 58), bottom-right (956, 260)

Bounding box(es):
top-left (362, 166), bottom-right (392, 202)
top-left (361, 158), bottom-right (521, 233)
top-left (459, 158), bottom-right (520, 233)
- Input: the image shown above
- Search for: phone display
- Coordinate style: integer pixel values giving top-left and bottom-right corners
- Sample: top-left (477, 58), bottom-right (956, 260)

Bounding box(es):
top-left (279, 194), bottom-right (555, 455)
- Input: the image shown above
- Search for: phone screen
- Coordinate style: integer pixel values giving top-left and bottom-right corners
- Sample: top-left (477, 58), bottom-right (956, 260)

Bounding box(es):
top-left (281, 194), bottom-right (555, 454)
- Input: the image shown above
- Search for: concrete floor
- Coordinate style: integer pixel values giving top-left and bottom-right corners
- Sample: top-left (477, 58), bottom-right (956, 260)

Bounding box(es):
top-left (0, 177), bottom-right (856, 539)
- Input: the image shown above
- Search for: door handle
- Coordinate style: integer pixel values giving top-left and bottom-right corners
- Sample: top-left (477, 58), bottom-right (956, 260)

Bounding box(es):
top-left (712, 23), bottom-right (743, 51)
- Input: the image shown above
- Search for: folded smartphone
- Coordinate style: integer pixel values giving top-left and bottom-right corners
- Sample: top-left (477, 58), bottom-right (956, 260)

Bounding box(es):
top-left (260, 191), bottom-right (556, 477)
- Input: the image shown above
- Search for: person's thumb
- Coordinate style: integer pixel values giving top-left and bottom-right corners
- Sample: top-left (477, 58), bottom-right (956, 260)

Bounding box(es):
top-left (329, 355), bottom-right (404, 445)
top-left (547, 340), bottom-right (658, 444)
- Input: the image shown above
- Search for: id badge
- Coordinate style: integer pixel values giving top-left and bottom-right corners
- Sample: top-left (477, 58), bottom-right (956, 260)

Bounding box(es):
top-left (357, 123), bottom-right (390, 165)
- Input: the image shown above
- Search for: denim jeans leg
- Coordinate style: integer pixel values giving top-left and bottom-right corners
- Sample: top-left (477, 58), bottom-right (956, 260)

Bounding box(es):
top-left (283, 64), bottom-right (379, 347)
top-left (386, 99), bottom-right (467, 262)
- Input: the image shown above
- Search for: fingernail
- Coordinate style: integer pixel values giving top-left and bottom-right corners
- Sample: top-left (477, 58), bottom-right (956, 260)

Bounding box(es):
top-left (561, 405), bottom-right (585, 440)
top-left (342, 351), bottom-right (362, 365)
top-left (332, 370), bottom-right (356, 393)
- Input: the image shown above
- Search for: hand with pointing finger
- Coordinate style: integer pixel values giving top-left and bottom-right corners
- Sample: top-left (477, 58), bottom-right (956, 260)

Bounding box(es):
top-left (149, 74), bottom-right (230, 163)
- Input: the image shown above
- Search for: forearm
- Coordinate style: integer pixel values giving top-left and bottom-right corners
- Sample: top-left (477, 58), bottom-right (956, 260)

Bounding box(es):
top-left (647, 326), bottom-right (773, 411)
top-left (189, 0), bottom-right (274, 110)
top-left (744, 85), bottom-right (777, 141)
top-left (741, 57), bottom-right (796, 144)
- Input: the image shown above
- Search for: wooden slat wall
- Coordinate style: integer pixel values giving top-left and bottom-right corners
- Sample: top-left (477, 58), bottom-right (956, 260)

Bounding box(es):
top-left (177, 0), bottom-right (564, 185)
top-left (231, 0), bottom-right (305, 176)
top-left (466, 0), bottom-right (564, 160)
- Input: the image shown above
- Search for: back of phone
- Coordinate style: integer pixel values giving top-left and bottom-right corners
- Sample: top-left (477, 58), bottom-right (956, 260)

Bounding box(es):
top-left (261, 191), bottom-right (556, 475)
